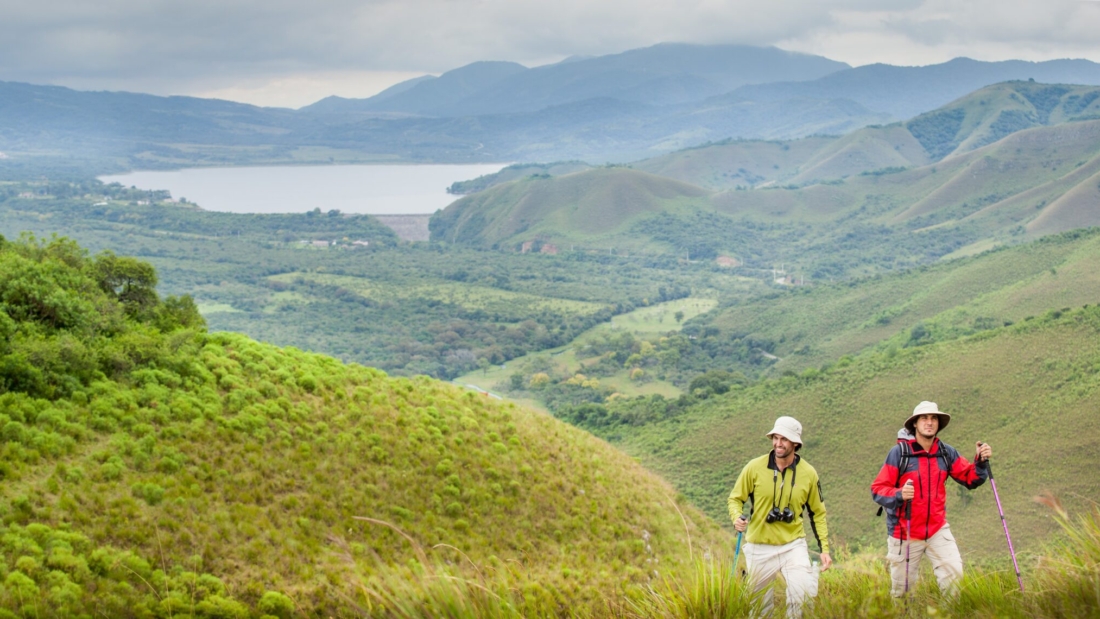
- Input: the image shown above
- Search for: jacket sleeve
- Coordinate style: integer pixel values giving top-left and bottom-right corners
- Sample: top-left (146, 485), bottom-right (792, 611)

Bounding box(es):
top-left (870, 445), bottom-right (904, 511)
top-left (946, 444), bottom-right (989, 489)
top-left (728, 462), bottom-right (754, 525)
top-left (805, 476), bottom-right (830, 554)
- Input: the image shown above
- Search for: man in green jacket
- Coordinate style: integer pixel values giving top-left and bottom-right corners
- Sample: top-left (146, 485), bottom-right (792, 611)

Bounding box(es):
top-left (728, 416), bottom-right (831, 618)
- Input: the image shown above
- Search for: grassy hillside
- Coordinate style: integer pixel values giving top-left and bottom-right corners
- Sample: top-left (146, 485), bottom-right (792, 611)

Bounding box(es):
top-left (430, 167), bottom-right (710, 251)
top-left (612, 302), bottom-right (1100, 560)
top-left (907, 81), bottom-right (1100, 160)
top-left (447, 161), bottom-right (594, 194)
top-left (432, 86), bottom-right (1100, 278)
top-left (0, 235), bottom-right (728, 616)
top-left (696, 228), bottom-right (1100, 375)
top-left (633, 136), bottom-right (836, 190)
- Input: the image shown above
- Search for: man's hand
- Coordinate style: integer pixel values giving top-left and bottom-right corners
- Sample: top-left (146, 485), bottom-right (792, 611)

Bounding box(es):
top-left (820, 552), bottom-right (832, 572)
top-left (734, 516), bottom-right (747, 532)
top-left (900, 479), bottom-right (915, 501)
top-left (976, 441), bottom-right (992, 462)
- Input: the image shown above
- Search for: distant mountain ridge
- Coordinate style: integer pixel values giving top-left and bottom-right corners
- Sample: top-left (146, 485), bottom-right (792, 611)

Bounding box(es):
top-left (6, 44), bottom-right (1100, 171)
top-left (326, 43), bottom-right (850, 117)
top-left (732, 57), bottom-right (1100, 120)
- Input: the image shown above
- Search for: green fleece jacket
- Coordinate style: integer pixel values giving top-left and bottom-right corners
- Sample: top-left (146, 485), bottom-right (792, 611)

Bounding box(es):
top-left (727, 452), bottom-right (830, 553)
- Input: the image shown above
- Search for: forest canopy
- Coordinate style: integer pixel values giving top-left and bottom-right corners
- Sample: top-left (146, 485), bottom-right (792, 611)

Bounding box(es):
top-left (0, 233), bottom-right (205, 399)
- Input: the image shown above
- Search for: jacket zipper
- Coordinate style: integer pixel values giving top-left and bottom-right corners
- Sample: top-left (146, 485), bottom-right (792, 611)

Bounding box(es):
top-left (925, 451), bottom-right (933, 540)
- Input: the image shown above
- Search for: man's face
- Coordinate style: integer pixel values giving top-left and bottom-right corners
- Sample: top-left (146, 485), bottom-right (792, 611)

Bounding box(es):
top-left (916, 414), bottom-right (940, 438)
top-left (772, 434), bottom-right (796, 458)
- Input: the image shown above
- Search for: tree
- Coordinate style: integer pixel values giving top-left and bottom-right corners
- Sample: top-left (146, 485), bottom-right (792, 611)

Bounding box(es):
top-left (674, 310), bottom-right (684, 323)
top-left (92, 252), bottom-right (159, 315)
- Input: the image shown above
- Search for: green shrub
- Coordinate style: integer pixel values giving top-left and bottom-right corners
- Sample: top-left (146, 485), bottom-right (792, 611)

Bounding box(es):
top-left (258, 591), bottom-right (295, 618)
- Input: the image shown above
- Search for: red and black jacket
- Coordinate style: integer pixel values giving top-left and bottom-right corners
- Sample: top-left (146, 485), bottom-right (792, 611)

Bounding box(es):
top-left (870, 437), bottom-right (988, 540)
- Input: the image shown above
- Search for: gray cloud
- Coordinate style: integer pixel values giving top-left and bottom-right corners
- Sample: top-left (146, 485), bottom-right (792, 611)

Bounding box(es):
top-left (0, 0), bottom-right (1096, 106)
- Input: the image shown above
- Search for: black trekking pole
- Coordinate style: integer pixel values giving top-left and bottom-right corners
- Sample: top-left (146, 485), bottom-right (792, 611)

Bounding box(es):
top-left (981, 443), bottom-right (1023, 592)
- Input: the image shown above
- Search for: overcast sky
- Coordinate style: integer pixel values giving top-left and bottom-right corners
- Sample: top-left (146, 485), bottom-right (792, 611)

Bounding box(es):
top-left (2, 0), bottom-right (1098, 108)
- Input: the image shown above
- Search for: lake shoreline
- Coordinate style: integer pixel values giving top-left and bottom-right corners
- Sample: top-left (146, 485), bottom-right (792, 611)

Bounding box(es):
top-left (99, 162), bottom-right (508, 216)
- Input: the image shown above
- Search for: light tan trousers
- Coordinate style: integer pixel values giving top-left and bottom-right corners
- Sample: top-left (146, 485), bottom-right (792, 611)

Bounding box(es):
top-left (743, 538), bottom-right (818, 618)
top-left (886, 522), bottom-right (964, 597)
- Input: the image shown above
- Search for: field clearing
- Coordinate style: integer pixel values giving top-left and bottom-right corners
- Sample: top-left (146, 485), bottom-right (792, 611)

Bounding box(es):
top-left (271, 271), bottom-right (608, 316)
top-left (196, 302), bottom-right (243, 314)
top-left (457, 297), bottom-right (718, 401)
top-left (586, 297), bottom-right (717, 337)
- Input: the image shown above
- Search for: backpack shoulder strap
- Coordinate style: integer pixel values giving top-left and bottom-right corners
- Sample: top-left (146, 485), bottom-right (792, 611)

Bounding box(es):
top-left (875, 442), bottom-right (911, 517)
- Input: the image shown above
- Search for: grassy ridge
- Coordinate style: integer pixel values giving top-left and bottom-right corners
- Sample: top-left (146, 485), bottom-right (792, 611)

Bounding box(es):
top-left (430, 167), bottom-right (710, 251)
top-left (0, 236), bottom-right (728, 615)
top-left (699, 227), bottom-right (1100, 374)
top-left (612, 303), bottom-right (1100, 558)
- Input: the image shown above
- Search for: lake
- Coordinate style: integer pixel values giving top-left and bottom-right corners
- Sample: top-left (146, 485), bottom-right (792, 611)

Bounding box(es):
top-left (98, 163), bottom-right (508, 215)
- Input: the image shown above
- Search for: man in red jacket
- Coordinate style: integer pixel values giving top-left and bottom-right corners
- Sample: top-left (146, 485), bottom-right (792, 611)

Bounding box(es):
top-left (870, 401), bottom-right (991, 597)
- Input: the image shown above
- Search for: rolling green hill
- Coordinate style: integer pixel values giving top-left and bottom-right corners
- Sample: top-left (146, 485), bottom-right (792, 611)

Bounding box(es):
top-left (0, 235), bottom-right (727, 616)
top-left (430, 167), bottom-right (709, 250)
top-left (603, 82), bottom-right (1100, 191)
top-left (613, 302), bottom-right (1100, 560)
top-left (633, 136), bottom-right (837, 190)
top-left (432, 84), bottom-right (1100, 278)
top-left (694, 228), bottom-right (1100, 375)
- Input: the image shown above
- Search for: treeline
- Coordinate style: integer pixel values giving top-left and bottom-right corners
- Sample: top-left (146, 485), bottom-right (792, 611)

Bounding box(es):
top-left (0, 233), bottom-right (205, 399)
top-left (1, 183), bottom-right (731, 378)
top-left (1, 180), bottom-right (400, 243)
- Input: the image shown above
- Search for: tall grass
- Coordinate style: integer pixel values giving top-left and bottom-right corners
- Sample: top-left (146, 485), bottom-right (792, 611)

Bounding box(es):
top-left (620, 556), bottom-right (759, 618)
top-left (342, 499), bottom-right (1100, 618)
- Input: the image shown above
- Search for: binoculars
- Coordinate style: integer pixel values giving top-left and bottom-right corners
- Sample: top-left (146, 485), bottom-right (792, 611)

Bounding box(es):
top-left (765, 507), bottom-right (795, 524)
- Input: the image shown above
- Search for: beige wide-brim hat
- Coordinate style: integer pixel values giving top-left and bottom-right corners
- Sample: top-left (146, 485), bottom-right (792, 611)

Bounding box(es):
top-left (904, 401), bottom-right (951, 434)
top-left (766, 416), bottom-right (803, 445)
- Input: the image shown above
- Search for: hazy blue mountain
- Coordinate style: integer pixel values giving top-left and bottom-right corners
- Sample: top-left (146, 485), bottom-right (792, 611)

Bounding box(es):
top-left (0, 79), bottom-right (292, 152)
top-left (732, 57), bottom-right (1100, 120)
top-left (295, 93), bottom-right (886, 163)
top-left (347, 61), bottom-right (529, 116)
top-left (300, 75), bottom-right (435, 114)
top-left (8, 44), bottom-right (1100, 173)
top-left (316, 43), bottom-right (850, 117)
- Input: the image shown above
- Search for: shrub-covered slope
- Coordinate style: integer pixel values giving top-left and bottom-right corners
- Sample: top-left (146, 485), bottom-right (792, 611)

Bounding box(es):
top-left (0, 235), bottom-right (727, 616)
top-left (615, 303), bottom-right (1100, 558)
top-left (696, 228), bottom-right (1100, 375)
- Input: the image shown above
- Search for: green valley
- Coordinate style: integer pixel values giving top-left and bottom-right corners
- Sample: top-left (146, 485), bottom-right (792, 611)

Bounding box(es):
top-left (6, 69), bottom-right (1100, 618)
top-left (0, 181), bottom-right (754, 380)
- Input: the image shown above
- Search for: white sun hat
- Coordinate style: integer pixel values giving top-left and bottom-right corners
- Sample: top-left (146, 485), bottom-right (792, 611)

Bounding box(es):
top-left (766, 416), bottom-right (803, 445)
top-left (904, 400), bottom-right (951, 434)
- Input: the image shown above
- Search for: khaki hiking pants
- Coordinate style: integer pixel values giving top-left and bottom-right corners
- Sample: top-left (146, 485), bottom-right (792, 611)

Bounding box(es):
top-left (743, 538), bottom-right (819, 618)
top-left (886, 522), bottom-right (964, 597)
